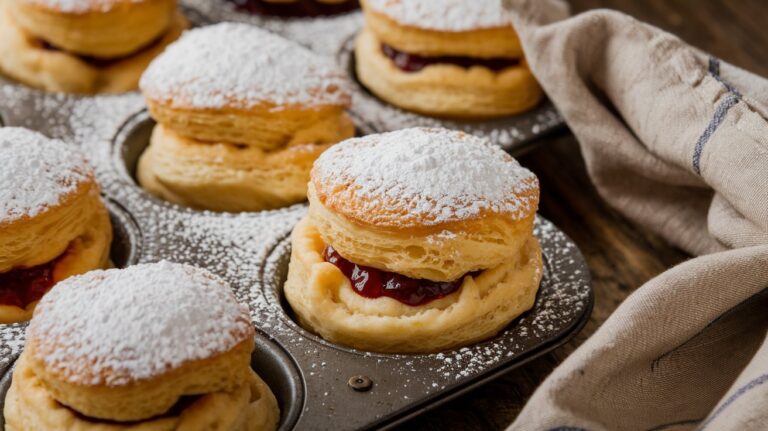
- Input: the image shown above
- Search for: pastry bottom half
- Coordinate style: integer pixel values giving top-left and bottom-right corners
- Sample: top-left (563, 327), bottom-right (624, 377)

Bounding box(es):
top-left (4, 351), bottom-right (280, 431)
top-left (0, 9), bottom-right (187, 94)
top-left (137, 125), bottom-right (336, 212)
top-left (284, 216), bottom-right (544, 353)
top-left (355, 29), bottom-right (543, 120)
top-left (0, 204), bottom-right (112, 324)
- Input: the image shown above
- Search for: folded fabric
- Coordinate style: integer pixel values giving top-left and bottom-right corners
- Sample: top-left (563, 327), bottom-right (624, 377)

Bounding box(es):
top-left (502, 1), bottom-right (768, 430)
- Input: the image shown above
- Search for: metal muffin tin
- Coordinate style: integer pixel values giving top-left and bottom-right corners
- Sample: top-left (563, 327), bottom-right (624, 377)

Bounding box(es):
top-left (0, 2), bottom-right (588, 430)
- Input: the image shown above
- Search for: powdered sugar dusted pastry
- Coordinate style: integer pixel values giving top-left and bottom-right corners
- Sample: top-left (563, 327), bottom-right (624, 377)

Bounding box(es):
top-left (140, 23), bottom-right (353, 149)
top-left (285, 128), bottom-right (543, 353)
top-left (0, 0), bottom-right (187, 94)
top-left (356, 0), bottom-right (543, 119)
top-left (0, 128), bottom-right (112, 324)
top-left (4, 261), bottom-right (280, 430)
top-left (138, 23), bottom-right (355, 212)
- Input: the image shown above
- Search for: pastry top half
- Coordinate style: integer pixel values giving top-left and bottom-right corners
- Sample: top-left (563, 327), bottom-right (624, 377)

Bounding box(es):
top-left (361, 0), bottom-right (522, 58)
top-left (27, 261), bottom-right (254, 386)
top-left (311, 127), bottom-right (538, 232)
top-left (309, 127), bottom-right (539, 281)
top-left (0, 128), bottom-right (97, 272)
top-left (140, 22), bottom-right (352, 114)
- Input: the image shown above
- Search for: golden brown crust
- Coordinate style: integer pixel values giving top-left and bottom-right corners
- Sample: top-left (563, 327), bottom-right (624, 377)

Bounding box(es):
top-left (137, 123), bottom-right (353, 212)
top-left (354, 29), bottom-right (543, 119)
top-left (361, 0), bottom-right (522, 58)
top-left (284, 216), bottom-right (543, 353)
top-left (8, 0), bottom-right (177, 58)
top-left (309, 129), bottom-right (541, 231)
top-left (308, 183), bottom-right (536, 281)
top-left (4, 351), bottom-right (280, 431)
top-left (0, 8), bottom-right (187, 94)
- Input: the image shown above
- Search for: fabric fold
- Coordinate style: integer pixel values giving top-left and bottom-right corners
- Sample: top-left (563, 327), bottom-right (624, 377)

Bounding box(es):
top-left (502, 1), bottom-right (768, 429)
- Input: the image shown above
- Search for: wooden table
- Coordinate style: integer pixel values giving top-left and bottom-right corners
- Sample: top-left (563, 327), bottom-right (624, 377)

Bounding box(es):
top-left (397, 1), bottom-right (768, 429)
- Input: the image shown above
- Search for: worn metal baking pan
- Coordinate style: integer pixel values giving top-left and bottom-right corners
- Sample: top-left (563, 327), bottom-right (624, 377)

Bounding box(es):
top-left (0, 2), bottom-right (586, 429)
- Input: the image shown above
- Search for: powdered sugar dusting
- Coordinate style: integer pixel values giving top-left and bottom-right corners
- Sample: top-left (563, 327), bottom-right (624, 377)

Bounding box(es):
top-left (0, 127), bottom-right (91, 224)
top-left (140, 23), bottom-right (352, 110)
top-left (22, 0), bottom-right (142, 13)
top-left (366, 0), bottom-right (512, 31)
top-left (28, 261), bottom-right (253, 385)
top-left (313, 127), bottom-right (538, 226)
top-left (0, 4), bottom-right (587, 426)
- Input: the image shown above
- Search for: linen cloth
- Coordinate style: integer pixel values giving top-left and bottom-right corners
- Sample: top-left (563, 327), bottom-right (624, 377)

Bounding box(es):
top-left (502, 1), bottom-right (768, 430)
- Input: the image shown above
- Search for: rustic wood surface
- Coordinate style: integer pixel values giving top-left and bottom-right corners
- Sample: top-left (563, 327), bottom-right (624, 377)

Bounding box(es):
top-left (396, 1), bottom-right (768, 429)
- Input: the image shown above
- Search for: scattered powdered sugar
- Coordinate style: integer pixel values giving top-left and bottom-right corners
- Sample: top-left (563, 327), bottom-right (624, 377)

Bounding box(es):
top-left (23, 0), bottom-right (143, 13)
top-left (313, 127), bottom-right (539, 226)
top-left (140, 22), bottom-right (352, 110)
top-left (365, 0), bottom-right (512, 31)
top-left (28, 261), bottom-right (253, 385)
top-left (0, 127), bottom-right (91, 223)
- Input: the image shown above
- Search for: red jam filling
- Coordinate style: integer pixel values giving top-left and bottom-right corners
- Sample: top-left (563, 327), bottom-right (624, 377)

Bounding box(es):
top-left (381, 43), bottom-right (520, 73)
top-left (227, 0), bottom-right (360, 17)
top-left (323, 246), bottom-right (469, 306)
top-left (0, 253), bottom-right (67, 308)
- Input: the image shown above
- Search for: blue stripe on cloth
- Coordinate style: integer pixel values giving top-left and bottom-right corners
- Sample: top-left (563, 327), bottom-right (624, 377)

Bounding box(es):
top-left (698, 373), bottom-right (768, 430)
top-left (692, 92), bottom-right (739, 175)
top-left (708, 57), bottom-right (742, 97)
top-left (692, 57), bottom-right (742, 175)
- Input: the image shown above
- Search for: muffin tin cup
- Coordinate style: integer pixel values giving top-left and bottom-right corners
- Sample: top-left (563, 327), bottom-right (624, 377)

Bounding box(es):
top-left (0, 2), bottom-right (587, 429)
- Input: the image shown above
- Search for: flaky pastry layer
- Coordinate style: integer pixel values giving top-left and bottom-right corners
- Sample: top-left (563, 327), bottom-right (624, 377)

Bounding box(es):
top-left (0, 9), bottom-right (187, 94)
top-left (7, 0), bottom-right (177, 58)
top-left (355, 29), bottom-right (543, 119)
top-left (4, 351), bottom-right (279, 431)
top-left (284, 217), bottom-right (543, 353)
top-left (137, 124), bottom-right (352, 212)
